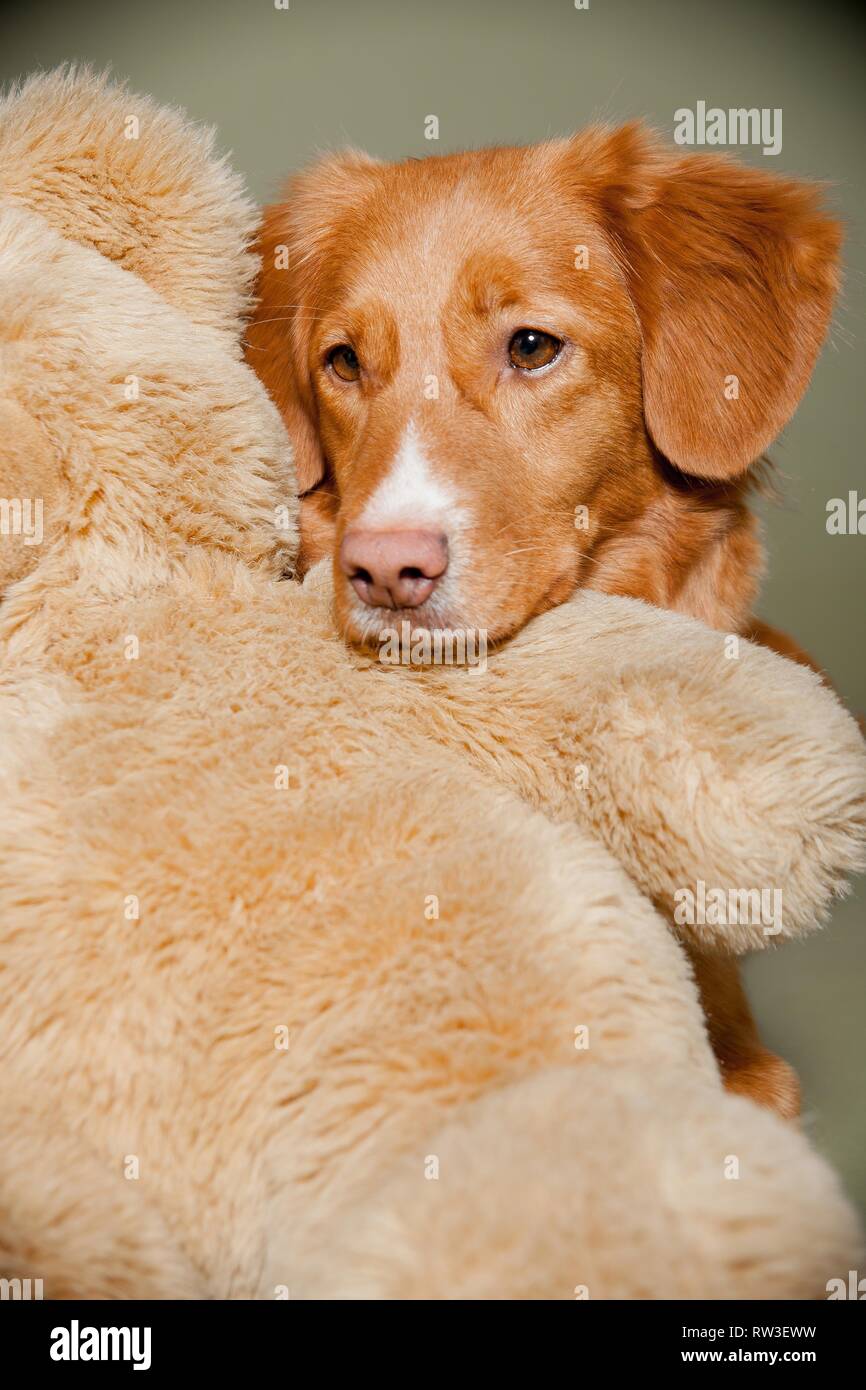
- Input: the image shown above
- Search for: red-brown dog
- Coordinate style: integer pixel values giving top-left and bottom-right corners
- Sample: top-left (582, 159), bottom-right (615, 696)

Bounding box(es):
top-left (246, 124), bottom-right (841, 1117)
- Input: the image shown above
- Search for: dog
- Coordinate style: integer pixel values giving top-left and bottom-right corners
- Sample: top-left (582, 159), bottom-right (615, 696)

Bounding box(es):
top-left (245, 124), bottom-right (842, 1118)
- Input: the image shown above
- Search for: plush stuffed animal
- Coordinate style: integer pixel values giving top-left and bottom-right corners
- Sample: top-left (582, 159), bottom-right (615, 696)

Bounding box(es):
top-left (1, 68), bottom-right (864, 1300)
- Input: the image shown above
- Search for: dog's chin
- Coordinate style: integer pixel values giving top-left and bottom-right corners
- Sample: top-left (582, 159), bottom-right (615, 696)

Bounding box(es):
top-left (340, 604), bottom-right (473, 649)
top-left (337, 593), bottom-right (563, 652)
top-left (335, 565), bottom-right (580, 652)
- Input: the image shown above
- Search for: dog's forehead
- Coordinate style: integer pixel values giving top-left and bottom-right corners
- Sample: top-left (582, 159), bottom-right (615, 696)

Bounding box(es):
top-left (336, 156), bottom-right (617, 311)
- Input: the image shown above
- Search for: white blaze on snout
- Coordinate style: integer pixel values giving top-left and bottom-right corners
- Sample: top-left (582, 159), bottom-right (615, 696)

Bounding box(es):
top-left (360, 420), bottom-right (464, 532)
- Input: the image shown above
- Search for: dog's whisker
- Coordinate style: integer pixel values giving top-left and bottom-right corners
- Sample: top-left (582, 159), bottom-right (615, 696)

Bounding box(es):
top-left (249, 313), bottom-right (328, 326)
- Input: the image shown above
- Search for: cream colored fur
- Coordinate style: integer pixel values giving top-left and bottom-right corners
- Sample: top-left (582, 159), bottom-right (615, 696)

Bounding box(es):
top-left (1, 69), bottom-right (864, 1299)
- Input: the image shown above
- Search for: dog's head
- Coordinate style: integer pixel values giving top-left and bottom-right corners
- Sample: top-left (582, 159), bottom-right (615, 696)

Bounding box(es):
top-left (247, 125), bottom-right (840, 646)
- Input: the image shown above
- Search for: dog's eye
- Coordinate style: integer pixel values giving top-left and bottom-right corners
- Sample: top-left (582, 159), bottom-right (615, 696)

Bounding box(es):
top-left (508, 329), bottom-right (562, 371)
top-left (327, 344), bottom-right (361, 382)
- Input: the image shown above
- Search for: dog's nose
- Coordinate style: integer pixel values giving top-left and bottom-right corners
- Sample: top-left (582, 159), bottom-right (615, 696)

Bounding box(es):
top-left (340, 529), bottom-right (448, 609)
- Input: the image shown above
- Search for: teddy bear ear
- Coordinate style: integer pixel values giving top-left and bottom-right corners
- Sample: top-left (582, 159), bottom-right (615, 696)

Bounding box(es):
top-left (0, 65), bottom-right (258, 343)
top-left (0, 399), bottom-right (60, 592)
top-left (563, 123), bottom-right (842, 480)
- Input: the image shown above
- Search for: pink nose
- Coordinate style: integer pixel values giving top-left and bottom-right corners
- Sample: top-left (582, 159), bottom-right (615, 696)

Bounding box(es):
top-left (339, 529), bottom-right (448, 609)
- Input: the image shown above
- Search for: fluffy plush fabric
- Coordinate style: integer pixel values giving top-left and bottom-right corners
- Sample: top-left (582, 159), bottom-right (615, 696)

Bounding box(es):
top-left (1, 69), bottom-right (864, 1299)
top-left (0, 66), bottom-right (259, 345)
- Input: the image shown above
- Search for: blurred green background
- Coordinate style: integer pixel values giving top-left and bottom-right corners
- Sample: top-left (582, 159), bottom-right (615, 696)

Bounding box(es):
top-left (2, 0), bottom-right (864, 1218)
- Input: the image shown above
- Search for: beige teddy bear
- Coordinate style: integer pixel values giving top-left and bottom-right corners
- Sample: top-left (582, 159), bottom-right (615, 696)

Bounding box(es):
top-left (0, 68), bottom-right (864, 1299)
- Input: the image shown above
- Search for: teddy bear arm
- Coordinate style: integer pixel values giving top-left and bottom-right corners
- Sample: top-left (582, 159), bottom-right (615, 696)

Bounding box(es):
top-left (435, 589), bottom-right (866, 953)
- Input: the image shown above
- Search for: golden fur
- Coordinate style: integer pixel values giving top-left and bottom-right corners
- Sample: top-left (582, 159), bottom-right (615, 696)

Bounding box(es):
top-left (247, 129), bottom-right (839, 648)
top-left (247, 124), bottom-right (843, 1120)
top-left (1, 69), bottom-right (864, 1299)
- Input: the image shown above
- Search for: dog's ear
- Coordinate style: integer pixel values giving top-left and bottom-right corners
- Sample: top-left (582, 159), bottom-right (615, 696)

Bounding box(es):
top-left (246, 151), bottom-right (380, 492)
top-left (571, 124), bottom-right (841, 479)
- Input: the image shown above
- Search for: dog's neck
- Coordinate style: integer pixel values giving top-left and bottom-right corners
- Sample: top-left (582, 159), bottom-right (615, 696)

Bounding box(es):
top-left (579, 440), bottom-right (762, 633)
